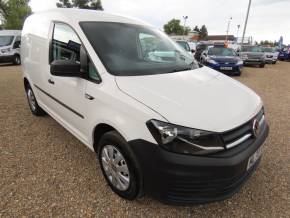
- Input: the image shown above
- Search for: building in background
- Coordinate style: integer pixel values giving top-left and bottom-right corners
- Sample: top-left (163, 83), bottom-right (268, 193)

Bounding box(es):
top-left (170, 30), bottom-right (199, 42)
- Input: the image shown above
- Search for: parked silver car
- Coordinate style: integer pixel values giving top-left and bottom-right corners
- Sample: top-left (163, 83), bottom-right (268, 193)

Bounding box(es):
top-left (262, 47), bottom-right (279, 64)
top-left (239, 46), bottom-right (266, 68)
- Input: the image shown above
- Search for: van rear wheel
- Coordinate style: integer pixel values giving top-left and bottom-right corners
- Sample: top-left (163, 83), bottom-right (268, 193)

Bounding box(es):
top-left (25, 84), bottom-right (46, 116)
top-left (98, 131), bottom-right (140, 200)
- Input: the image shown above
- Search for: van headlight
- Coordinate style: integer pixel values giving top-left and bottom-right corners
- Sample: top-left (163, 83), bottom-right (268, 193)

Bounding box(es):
top-left (1, 48), bottom-right (11, 53)
top-left (146, 120), bottom-right (224, 155)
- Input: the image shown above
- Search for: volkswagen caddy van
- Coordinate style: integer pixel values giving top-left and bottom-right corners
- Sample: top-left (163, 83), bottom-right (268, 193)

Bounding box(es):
top-left (21, 9), bottom-right (269, 204)
top-left (0, 30), bottom-right (21, 65)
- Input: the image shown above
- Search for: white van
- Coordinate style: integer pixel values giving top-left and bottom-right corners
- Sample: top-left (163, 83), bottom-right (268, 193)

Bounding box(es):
top-left (21, 9), bottom-right (269, 204)
top-left (0, 30), bottom-right (21, 65)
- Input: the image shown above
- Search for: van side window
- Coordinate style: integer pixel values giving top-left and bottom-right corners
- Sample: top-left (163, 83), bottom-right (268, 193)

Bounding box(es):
top-left (88, 58), bottom-right (101, 82)
top-left (52, 22), bottom-right (101, 82)
top-left (52, 23), bottom-right (81, 63)
top-left (13, 36), bottom-right (21, 49)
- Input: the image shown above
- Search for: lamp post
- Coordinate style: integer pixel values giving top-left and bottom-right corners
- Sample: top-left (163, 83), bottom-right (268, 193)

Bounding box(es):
top-left (237, 24), bottom-right (241, 43)
top-left (225, 17), bottom-right (232, 41)
top-left (241, 0), bottom-right (252, 48)
top-left (183, 16), bottom-right (188, 39)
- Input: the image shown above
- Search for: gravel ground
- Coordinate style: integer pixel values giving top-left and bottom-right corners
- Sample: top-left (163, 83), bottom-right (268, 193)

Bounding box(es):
top-left (0, 62), bottom-right (289, 217)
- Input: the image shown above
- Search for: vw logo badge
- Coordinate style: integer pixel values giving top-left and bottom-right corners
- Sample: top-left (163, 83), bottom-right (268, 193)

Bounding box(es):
top-left (252, 119), bottom-right (260, 138)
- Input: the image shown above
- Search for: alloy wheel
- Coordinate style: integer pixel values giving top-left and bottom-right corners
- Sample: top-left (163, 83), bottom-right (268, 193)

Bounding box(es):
top-left (101, 145), bottom-right (130, 191)
top-left (27, 89), bottom-right (37, 111)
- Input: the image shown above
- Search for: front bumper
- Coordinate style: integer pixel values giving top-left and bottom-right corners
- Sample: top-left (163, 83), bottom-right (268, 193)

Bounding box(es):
top-left (129, 121), bottom-right (269, 205)
top-left (0, 55), bottom-right (14, 63)
top-left (206, 63), bottom-right (243, 74)
top-left (265, 57), bottom-right (277, 63)
top-left (278, 54), bottom-right (290, 61)
top-left (243, 59), bottom-right (264, 65)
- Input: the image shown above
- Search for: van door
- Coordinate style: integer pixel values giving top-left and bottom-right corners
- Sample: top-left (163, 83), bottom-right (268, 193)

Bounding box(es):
top-left (43, 22), bottom-right (89, 142)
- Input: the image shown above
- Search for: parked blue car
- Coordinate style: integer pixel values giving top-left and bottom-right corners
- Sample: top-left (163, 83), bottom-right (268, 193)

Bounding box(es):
top-left (201, 46), bottom-right (243, 76)
top-left (278, 46), bottom-right (290, 61)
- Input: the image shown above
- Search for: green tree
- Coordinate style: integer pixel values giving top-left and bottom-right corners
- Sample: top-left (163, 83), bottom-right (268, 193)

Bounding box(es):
top-left (260, 40), bottom-right (274, 46)
top-left (193, 25), bottom-right (199, 32)
top-left (164, 19), bottom-right (189, 35)
top-left (56, 0), bottom-right (104, 10)
top-left (1, 0), bottom-right (31, 29)
top-left (0, 0), bottom-right (8, 24)
top-left (199, 25), bottom-right (208, 40)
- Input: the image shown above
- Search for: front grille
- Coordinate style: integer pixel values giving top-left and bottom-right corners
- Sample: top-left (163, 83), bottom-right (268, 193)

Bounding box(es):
top-left (221, 109), bottom-right (264, 149)
top-left (248, 55), bottom-right (262, 59)
top-left (219, 62), bottom-right (237, 65)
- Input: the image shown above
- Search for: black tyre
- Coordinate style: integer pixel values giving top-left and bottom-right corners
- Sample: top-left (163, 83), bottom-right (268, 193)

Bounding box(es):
top-left (98, 131), bottom-right (140, 200)
top-left (236, 71), bottom-right (241, 76)
top-left (13, 55), bottom-right (21, 65)
top-left (259, 63), bottom-right (265, 68)
top-left (25, 84), bottom-right (46, 116)
top-left (273, 61), bottom-right (277, 64)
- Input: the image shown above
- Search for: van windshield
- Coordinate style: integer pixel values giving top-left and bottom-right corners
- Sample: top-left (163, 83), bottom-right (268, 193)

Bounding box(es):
top-left (80, 22), bottom-right (198, 76)
top-left (0, 35), bottom-right (14, 47)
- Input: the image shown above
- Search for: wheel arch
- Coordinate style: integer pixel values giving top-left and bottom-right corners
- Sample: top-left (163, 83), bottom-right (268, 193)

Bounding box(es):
top-left (92, 123), bottom-right (117, 153)
top-left (93, 122), bottom-right (145, 197)
top-left (24, 77), bottom-right (30, 90)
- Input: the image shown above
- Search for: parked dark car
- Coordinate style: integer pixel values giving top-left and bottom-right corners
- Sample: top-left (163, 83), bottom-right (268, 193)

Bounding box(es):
top-left (201, 46), bottom-right (243, 76)
top-left (278, 46), bottom-right (290, 61)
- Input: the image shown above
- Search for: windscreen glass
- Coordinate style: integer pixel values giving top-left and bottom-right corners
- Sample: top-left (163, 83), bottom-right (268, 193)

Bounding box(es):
top-left (242, 46), bottom-right (262, 52)
top-left (0, 36), bottom-right (14, 47)
top-left (80, 22), bottom-right (198, 76)
top-left (262, 47), bottom-right (275, 52)
top-left (208, 47), bottom-right (236, 56)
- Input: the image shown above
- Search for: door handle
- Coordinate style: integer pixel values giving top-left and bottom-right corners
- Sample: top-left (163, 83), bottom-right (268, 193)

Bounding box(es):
top-left (48, 79), bottom-right (55, 85)
top-left (85, 93), bottom-right (95, 100)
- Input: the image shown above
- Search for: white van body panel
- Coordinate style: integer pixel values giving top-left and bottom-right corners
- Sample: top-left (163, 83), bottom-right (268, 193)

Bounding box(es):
top-left (21, 10), bottom-right (164, 149)
top-left (21, 9), bottom-right (262, 150)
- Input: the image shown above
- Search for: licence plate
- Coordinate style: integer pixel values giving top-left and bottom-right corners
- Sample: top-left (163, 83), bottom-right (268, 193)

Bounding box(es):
top-left (247, 146), bottom-right (262, 171)
top-left (220, 67), bottom-right (232, 70)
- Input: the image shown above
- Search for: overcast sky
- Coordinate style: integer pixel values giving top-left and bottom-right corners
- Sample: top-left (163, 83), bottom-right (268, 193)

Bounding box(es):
top-left (29, 0), bottom-right (290, 44)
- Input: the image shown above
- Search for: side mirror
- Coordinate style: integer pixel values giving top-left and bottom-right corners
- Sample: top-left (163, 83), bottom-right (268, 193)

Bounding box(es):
top-left (191, 49), bottom-right (195, 53)
top-left (50, 60), bottom-right (81, 77)
top-left (13, 41), bottom-right (21, 49)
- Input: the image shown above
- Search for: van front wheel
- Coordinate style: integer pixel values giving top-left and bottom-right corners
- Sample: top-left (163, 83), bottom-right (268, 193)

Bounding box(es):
top-left (98, 131), bottom-right (140, 200)
top-left (13, 55), bottom-right (21, 65)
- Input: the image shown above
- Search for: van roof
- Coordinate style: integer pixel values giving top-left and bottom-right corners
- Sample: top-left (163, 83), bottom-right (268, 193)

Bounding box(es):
top-left (32, 8), bottom-right (151, 27)
top-left (0, 30), bottom-right (22, 36)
